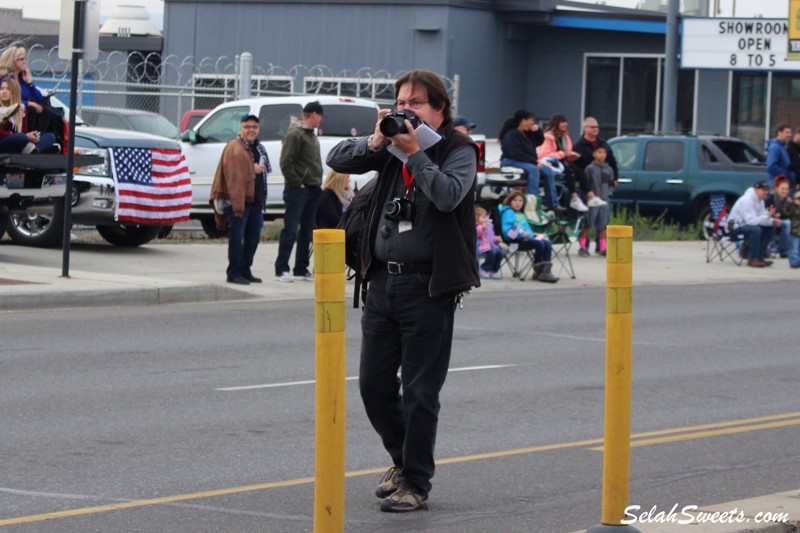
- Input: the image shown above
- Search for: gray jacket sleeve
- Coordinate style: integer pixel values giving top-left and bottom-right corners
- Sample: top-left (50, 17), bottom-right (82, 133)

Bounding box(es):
top-left (326, 137), bottom-right (381, 175)
top-left (406, 145), bottom-right (476, 213)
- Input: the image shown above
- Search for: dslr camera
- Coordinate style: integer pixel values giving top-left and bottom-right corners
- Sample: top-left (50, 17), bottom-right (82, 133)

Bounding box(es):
top-left (379, 110), bottom-right (421, 137)
top-left (384, 197), bottom-right (416, 222)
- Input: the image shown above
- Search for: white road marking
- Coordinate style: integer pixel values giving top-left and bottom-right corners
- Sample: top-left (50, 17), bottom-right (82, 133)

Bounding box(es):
top-left (215, 364), bottom-right (516, 392)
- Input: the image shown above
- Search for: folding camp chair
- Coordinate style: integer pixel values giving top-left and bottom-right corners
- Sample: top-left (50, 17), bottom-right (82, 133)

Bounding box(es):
top-left (705, 193), bottom-right (744, 266)
top-left (524, 194), bottom-right (582, 279)
top-left (490, 203), bottom-right (537, 280)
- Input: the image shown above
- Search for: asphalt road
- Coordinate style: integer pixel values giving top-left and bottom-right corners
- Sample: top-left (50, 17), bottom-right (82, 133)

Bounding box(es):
top-left (2, 281), bottom-right (799, 532)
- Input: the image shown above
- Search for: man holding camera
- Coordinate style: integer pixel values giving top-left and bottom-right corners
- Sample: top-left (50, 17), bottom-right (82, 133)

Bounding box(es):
top-left (327, 69), bottom-right (479, 512)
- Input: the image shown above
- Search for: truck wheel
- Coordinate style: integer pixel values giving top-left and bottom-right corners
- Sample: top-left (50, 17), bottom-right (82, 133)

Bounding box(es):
top-left (6, 200), bottom-right (65, 247)
top-left (199, 215), bottom-right (228, 238)
top-left (96, 224), bottom-right (162, 247)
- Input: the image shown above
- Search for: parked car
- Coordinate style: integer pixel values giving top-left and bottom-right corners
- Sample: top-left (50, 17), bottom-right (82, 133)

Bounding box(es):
top-left (607, 134), bottom-right (767, 230)
top-left (180, 109), bottom-right (210, 132)
top-left (1, 97), bottom-right (187, 247)
top-left (181, 95), bottom-right (381, 236)
top-left (80, 106), bottom-right (180, 140)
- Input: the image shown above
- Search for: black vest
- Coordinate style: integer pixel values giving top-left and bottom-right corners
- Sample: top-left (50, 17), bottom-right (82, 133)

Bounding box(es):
top-left (361, 122), bottom-right (480, 296)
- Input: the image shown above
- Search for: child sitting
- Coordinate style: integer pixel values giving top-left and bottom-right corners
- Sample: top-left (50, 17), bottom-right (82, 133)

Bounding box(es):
top-left (498, 190), bottom-right (559, 283)
top-left (475, 206), bottom-right (504, 279)
top-left (579, 145), bottom-right (614, 257)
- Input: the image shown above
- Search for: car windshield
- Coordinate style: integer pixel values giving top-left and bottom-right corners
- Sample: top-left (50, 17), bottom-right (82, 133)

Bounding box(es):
top-left (712, 140), bottom-right (765, 165)
top-left (128, 114), bottom-right (180, 139)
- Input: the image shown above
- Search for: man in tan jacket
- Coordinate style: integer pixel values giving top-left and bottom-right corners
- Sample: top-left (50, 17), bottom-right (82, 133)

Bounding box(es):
top-left (210, 114), bottom-right (270, 284)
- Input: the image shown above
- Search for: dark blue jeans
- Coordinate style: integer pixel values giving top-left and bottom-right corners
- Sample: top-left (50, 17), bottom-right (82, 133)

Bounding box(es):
top-left (739, 224), bottom-right (774, 260)
top-left (0, 132), bottom-right (31, 153)
top-left (225, 203), bottom-right (263, 280)
top-left (275, 185), bottom-right (322, 276)
top-left (359, 270), bottom-right (457, 497)
top-left (479, 247), bottom-right (504, 272)
top-left (517, 237), bottom-right (553, 263)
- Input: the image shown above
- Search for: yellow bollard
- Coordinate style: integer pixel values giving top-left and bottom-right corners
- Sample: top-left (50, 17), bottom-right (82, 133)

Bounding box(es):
top-left (312, 229), bottom-right (347, 533)
top-left (585, 225), bottom-right (640, 533)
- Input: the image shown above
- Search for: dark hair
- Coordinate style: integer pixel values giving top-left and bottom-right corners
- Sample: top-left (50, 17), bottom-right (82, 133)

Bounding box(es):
top-left (593, 145), bottom-right (607, 154)
top-left (394, 69), bottom-right (452, 124)
top-left (498, 108), bottom-right (534, 142)
top-left (776, 123), bottom-right (791, 135)
top-left (502, 190), bottom-right (526, 208)
top-left (545, 114), bottom-right (568, 136)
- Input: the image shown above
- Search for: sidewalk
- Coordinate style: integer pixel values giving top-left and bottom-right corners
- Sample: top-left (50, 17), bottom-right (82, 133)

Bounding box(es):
top-left (1, 239), bottom-right (798, 311)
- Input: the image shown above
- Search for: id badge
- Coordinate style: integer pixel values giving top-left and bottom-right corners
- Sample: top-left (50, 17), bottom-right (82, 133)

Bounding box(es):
top-left (398, 220), bottom-right (413, 233)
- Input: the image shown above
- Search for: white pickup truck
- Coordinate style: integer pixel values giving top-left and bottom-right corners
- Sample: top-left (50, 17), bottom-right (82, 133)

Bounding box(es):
top-left (180, 95), bottom-right (381, 236)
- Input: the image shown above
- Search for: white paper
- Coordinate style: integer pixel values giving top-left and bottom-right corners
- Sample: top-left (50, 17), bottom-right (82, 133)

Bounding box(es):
top-left (386, 123), bottom-right (442, 163)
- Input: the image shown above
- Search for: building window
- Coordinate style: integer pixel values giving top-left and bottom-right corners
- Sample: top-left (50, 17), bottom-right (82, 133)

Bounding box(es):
top-left (770, 73), bottom-right (800, 137)
top-left (585, 55), bottom-right (694, 137)
top-left (621, 57), bottom-right (659, 135)
top-left (730, 72), bottom-right (767, 147)
top-left (585, 57), bottom-right (620, 135)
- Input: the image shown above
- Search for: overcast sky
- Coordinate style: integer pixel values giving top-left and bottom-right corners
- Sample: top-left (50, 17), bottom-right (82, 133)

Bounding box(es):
top-left (0, 0), bottom-right (789, 30)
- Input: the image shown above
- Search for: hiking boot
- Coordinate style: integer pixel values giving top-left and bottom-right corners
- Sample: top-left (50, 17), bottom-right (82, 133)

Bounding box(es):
top-left (380, 488), bottom-right (428, 513)
top-left (747, 259), bottom-right (767, 268)
top-left (375, 466), bottom-right (400, 499)
top-left (537, 262), bottom-right (559, 283)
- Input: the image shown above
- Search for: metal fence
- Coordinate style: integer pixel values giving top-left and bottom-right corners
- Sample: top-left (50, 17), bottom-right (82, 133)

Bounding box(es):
top-left (23, 44), bottom-right (460, 134)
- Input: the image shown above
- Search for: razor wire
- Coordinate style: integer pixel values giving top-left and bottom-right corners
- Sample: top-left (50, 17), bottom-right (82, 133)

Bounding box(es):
top-left (21, 44), bottom-right (459, 131)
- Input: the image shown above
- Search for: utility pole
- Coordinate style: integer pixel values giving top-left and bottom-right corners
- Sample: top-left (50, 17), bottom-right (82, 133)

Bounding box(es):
top-left (661, 0), bottom-right (680, 134)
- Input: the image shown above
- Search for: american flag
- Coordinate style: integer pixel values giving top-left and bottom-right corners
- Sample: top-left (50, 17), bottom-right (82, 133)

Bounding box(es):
top-left (109, 147), bottom-right (192, 224)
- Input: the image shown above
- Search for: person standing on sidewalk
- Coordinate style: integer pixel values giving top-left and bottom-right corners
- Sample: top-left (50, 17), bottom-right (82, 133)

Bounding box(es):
top-left (275, 101), bottom-right (324, 282)
top-left (210, 114), bottom-right (270, 284)
top-left (327, 69), bottom-right (480, 512)
top-left (767, 124), bottom-right (795, 188)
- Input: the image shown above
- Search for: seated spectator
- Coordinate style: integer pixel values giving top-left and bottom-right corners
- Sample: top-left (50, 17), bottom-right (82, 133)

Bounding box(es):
top-left (782, 189), bottom-right (800, 269)
top-left (728, 180), bottom-right (782, 267)
top-left (316, 170), bottom-right (353, 229)
top-left (498, 109), bottom-right (558, 209)
top-left (0, 77), bottom-right (55, 154)
top-left (538, 114), bottom-right (606, 213)
top-left (0, 46), bottom-right (57, 135)
top-left (475, 206), bottom-right (504, 279)
top-left (765, 175), bottom-right (791, 258)
top-left (498, 190), bottom-right (558, 283)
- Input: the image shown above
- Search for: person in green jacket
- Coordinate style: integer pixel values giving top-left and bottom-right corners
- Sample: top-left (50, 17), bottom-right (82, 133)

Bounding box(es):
top-left (274, 101), bottom-right (324, 282)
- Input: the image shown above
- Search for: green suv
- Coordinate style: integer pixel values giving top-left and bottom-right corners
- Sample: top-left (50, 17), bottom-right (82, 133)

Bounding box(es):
top-left (608, 134), bottom-right (766, 227)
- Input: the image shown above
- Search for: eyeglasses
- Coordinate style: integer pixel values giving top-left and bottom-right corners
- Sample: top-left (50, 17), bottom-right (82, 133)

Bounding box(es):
top-left (241, 125), bottom-right (259, 130)
top-left (395, 100), bottom-right (428, 110)
top-left (586, 125), bottom-right (599, 129)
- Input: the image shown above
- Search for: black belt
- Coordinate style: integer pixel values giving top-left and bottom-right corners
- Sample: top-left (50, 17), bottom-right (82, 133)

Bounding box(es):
top-left (374, 260), bottom-right (433, 275)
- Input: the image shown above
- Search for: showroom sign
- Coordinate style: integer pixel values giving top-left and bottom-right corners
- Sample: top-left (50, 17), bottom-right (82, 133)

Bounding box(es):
top-left (682, 18), bottom-right (796, 71)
